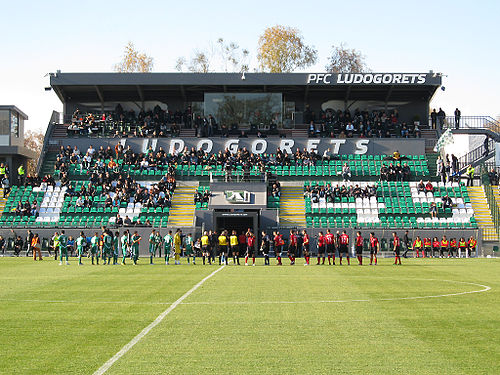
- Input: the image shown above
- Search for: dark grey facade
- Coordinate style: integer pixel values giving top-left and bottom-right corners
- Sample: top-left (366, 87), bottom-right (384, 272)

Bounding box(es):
top-left (50, 72), bottom-right (441, 127)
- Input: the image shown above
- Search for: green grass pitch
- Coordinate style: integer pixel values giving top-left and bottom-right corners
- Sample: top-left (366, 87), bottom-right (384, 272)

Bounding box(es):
top-left (0, 257), bottom-right (499, 374)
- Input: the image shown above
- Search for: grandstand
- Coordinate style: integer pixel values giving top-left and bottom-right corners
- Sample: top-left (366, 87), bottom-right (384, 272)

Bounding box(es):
top-left (1, 72), bottom-right (498, 255)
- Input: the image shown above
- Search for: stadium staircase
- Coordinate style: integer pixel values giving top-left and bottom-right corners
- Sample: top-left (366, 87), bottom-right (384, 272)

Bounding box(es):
top-left (40, 149), bottom-right (58, 176)
top-left (52, 124), bottom-right (68, 138)
top-left (467, 186), bottom-right (497, 240)
top-left (425, 152), bottom-right (439, 179)
top-left (179, 129), bottom-right (196, 137)
top-left (167, 184), bottom-right (197, 227)
top-left (278, 185), bottom-right (306, 227)
top-left (456, 139), bottom-right (495, 173)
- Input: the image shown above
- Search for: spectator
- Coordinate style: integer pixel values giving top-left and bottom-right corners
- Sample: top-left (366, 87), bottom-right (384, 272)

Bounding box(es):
top-left (429, 202), bottom-right (438, 218)
top-left (2, 176), bottom-right (10, 197)
top-left (442, 194), bottom-right (453, 209)
top-left (488, 168), bottom-right (499, 185)
top-left (417, 180), bottom-right (425, 192)
top-left (425, 181), bottom-right (434, 193)
top-left (484, 136), bottom-right (490, 157)
top-left (454, 108), bottom-right (461, 129)
top-left (430, 109), bottom-right (437, 129)
top-left (466, 165), bottom-right (475, 186)
top-left (437, 108), bottom-right (446, 129)
top-left (342, 163), bottom-right (351, 182)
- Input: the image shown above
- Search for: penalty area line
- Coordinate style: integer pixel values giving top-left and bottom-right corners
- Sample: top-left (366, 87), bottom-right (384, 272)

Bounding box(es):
top-left (92, 265), bottom-right (226, 375)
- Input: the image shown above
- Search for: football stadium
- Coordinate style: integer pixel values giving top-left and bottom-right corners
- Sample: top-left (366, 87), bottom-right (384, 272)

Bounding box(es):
top-left (1, 4), bottom-right (500, 374)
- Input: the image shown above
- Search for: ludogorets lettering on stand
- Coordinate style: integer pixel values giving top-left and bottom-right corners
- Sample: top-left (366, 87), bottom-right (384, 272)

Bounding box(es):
top-left (164, 138), bottom-right (369, 155)
top-left (306, 73), bottom-right (427, 85)
top-left (64, 137), bottom-right (425, 156)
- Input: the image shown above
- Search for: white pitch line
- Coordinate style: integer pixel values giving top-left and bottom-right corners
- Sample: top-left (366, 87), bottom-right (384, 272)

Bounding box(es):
top-left (1, 279), bottom-right (491, 307)
top-left (92, 265), bottom-right (226, 375)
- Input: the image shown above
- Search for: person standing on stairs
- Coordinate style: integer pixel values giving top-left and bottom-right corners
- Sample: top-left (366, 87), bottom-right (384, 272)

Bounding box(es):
top-left (483, 136), bottom-right (490, 157)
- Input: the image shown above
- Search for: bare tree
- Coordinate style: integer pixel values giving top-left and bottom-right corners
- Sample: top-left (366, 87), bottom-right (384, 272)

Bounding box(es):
top-left (175, 38), bottom-right (250, 73)
top-left (24, 129), bottom-right (44, 175)
top-left (325, 43), bottom-right (368, 73)
top-left (257, 25), bottom-right (317, 73)
top-left (114, 41), bottom-right (154, 73)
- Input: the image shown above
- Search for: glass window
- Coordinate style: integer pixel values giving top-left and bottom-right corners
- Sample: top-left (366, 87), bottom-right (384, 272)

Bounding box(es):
top-left (204, 93), bottom-right (282, 128)
top-left (11, 111), bottom-right (19, 137)
top-left (0, 110), bottom-right (9, 135)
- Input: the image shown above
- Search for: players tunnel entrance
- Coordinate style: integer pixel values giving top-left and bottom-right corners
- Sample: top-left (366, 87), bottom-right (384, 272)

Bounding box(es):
top-left (214, 211), bottom-right (258, 236)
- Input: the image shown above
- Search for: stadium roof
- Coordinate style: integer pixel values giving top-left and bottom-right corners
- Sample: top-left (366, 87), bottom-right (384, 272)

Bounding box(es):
top-left (50, 72), bottom-right (442, 103)
top-left (0, 105), bottom-right (29, 120)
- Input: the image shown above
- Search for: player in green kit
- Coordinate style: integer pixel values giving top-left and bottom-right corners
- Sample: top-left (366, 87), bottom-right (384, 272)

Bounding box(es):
top-left (185, 233), bottom-right (195, 264)
top-left (76, 232), bottom-right (86, 265)
top-left (153, 230), bottom-right (162, 258)
top-left (102, 230), bottom-right (113, 265)
top-left (90, 233), bottom-right (100, 265)
top-left (148, 230), bottom-right (156, 265)
top-left (131, 231), bottom-right (141, 265)
top-left (121, 230), bottom-right (130, 265)
top-left (112, 231), bottom-right (120, 265)
top-left (163, 230), bottom-right (173, 265)
top-left (58, 230), bottom-right (69, 265)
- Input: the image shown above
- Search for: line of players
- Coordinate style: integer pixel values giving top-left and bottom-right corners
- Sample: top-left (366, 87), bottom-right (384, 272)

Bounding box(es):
top-left (48, 227), bottom-right (478, 266)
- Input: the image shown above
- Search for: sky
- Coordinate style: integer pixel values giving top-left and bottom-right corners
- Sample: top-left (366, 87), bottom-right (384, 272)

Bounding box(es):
top-left (1, 0), bottom-right (499, 132)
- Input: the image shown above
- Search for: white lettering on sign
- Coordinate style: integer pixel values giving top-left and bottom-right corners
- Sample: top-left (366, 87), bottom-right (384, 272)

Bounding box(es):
top-left (355, 139), bottom-right (369, 154)
top-left (225, 139), bottom-right (239, 154)
top-left (150, 138), bottom-right (158, 151)
top-left (327, 73), bottom-right (428, 85)
top-left (169, 139), bottom-right (185, 155)
top-left (279, 139), bottom-right (295, 154)
top-left (306, 139), bottom-right (320, 153)
top-left (330, 139), bottom-right (347, 154)
top-left (197, 139), bottom-right (213, 153)
top-left (306, 73), bottom-right (332, 84)
top-left (251, 139), bottom-right (267, 154)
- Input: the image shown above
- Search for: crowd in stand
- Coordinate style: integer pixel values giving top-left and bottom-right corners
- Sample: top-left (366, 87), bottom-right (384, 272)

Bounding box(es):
top-left (306, 107), bottom-right (421, 139)
top-left (194, 189), bottom-right (211, 204)
top-left (67, 103), bottom-right (424, 139)
top-left (55, 145), bottom-right (176, 212)
top-left (379, 163), bottom-right (412, 181)
top-left (304, 182), bottom-right (378, 203)
top-left (270, 181), bottom-right (281, 198)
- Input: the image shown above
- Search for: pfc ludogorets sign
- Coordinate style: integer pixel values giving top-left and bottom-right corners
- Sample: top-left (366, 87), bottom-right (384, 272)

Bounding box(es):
top-left (58, 138), bottom-right (426, 156)
top-left (306, 73), bottom-right (428, 85)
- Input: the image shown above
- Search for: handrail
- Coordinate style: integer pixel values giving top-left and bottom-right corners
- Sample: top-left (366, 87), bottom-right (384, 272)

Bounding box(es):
top-left (481, 172), bottom-right (500, 241)
top-left (36, 111), bottom-right (60, 176)
top-left (431, 115), bottom-right (499, 130)
top-left (457, 138), bottom-right (495, 171)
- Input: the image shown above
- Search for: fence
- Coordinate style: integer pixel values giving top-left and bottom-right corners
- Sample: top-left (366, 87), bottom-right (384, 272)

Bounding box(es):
top-left (481, 172), bottom-right (500, 242)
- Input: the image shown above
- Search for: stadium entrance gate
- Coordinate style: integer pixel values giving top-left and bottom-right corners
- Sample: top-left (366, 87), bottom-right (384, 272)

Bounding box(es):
top-left (213, 211), bottom-right (259, 236)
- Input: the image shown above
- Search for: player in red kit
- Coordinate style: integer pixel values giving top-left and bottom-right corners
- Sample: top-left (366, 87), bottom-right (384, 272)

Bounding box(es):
top-left (355, 231), bottom-right (363, 265)
top-left (273, 231), bottom-right (284, 265)
top-left (317, 231), bottom-right (326, 265)
top-left (245, 231), bottom-right (256, 266)
top-left (302, 229), bottom-right (310, 266)
top-left (325, 229), bottom-right (335, 265)
top-left (393, 232), bottom-right (402, 265)
top-left (369, 232), bottom-right (379, 265)
top-left (288, 229), bottom-right (297, 265)
top-left (339, 230), bottom-right (350, 265)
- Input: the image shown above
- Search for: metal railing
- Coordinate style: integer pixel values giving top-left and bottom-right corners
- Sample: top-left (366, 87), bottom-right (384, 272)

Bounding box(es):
top-left (433, 115), bottom-right (500, 131)
top-left (36, 111), bottom-right (60, 176)
top-left (457, 138), bottom-right (495, 171)
top-left (481, 172), bottom-right (500, 242)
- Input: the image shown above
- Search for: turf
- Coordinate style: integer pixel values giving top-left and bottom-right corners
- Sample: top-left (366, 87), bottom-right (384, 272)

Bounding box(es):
top-left (0, 257), bottom-right (499, 375)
